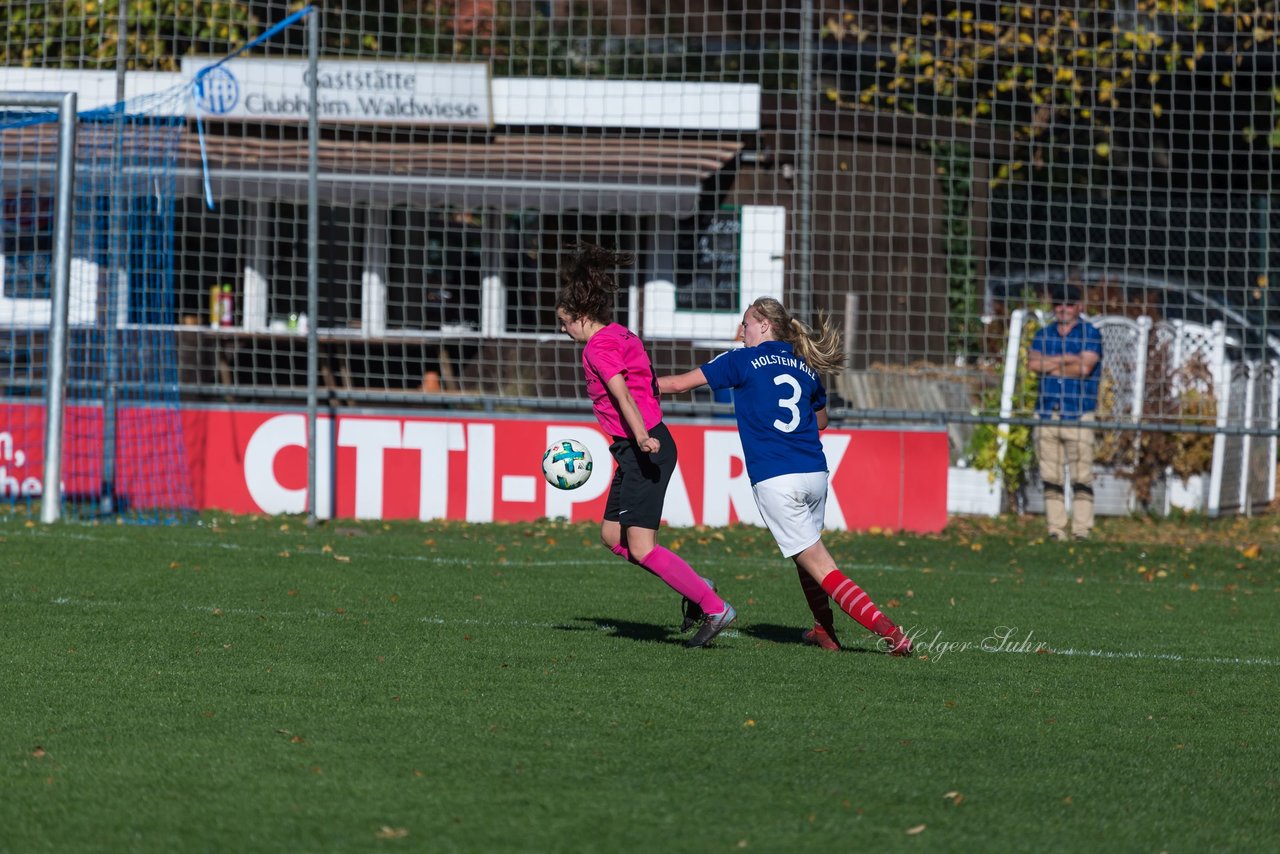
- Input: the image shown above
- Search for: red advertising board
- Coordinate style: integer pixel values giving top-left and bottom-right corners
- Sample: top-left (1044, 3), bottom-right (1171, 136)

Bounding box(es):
top-left (2, 404), bottom-right (948, 532)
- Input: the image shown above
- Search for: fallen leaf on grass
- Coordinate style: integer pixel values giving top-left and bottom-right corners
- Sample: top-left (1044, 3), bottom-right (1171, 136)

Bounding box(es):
top-left (1240, 543), bottom-right (1261, 559)
top-left (375, 826), bottom-right (409, 840)
top-left (31, 746), bottom-right (46, 759)
top-left (906, 824), bottom-right (927, 835)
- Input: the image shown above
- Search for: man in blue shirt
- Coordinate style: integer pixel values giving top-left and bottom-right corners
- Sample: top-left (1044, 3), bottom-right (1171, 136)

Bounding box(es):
top-left (1027, 283), bottom-right (1103, 541)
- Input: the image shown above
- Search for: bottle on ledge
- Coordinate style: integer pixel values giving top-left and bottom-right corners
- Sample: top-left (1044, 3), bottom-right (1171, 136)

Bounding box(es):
top-left (219, 284), bottom-right (234, 328)
top-left (209, 285), bottom-right (221, 328)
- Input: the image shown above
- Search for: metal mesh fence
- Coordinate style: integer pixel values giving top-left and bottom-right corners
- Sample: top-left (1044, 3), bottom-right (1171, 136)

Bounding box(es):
top-left (2, 1), bottom-right (1278, 514)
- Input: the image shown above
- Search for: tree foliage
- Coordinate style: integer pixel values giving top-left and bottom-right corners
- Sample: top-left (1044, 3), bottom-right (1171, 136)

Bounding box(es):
top-left (0, 0), bottom-right (260, 71)
top-left (822, 1), bottom-right (1280, 190)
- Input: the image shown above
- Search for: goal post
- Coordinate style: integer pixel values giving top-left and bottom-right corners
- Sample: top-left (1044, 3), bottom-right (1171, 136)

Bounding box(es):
top-left (0, 91), bottom-right (77, 523)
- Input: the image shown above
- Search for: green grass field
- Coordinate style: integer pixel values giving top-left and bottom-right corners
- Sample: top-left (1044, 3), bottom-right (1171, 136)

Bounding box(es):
top-left (2, 512), bottom-right (1278, 852)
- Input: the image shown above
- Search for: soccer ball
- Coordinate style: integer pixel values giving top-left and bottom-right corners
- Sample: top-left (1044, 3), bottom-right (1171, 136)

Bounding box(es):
top-left (542, 439), bottom-right (593, 490)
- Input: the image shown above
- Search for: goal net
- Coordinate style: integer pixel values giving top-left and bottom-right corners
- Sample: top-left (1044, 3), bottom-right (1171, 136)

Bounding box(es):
top-left (1, 88), bottom-right (195, 522)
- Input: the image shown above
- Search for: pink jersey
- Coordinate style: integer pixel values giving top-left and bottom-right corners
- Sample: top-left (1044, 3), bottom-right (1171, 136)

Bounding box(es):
top-left (582, 323), bottom-right (663, 439)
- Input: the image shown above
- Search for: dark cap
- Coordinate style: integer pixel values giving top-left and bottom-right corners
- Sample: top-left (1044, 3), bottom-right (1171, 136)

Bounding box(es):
top-left (1047, 281), bottom-right (1083, 305)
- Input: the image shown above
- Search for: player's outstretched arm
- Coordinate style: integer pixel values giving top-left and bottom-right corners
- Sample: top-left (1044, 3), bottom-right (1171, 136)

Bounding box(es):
top-left (657, 369), bottom-right (708, 395)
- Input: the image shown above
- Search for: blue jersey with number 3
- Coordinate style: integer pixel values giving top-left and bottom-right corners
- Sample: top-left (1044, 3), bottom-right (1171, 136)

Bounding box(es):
top-left (699, 340), bottom-right (828, 484)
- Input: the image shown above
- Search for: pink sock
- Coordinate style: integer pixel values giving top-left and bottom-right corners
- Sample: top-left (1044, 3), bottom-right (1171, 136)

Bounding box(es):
top-left (638, 546), bottom-right (725, 614)
top-left (610, 543), bottom-right (631, 561)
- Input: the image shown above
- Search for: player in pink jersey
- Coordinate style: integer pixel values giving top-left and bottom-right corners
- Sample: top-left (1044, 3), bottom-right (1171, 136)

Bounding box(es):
top-left (555, 242), bottom-right (734, 648)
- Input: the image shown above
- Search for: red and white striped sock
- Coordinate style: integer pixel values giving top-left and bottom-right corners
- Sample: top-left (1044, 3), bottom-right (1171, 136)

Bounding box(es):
top-left (797, 565), bottom-right (836, 634)
top-left (820, 570), bottom-right (896, 636)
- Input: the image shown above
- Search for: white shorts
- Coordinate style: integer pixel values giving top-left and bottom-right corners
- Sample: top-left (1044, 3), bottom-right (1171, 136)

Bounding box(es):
top-left (752, 471), bottom-right (829, 558)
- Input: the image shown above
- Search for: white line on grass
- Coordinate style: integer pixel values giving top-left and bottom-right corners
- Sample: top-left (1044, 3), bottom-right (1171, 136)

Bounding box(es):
top-left (11, 528), bottom-right (1264, 595)
top-left (33, 595), bottom-right (1280, 667)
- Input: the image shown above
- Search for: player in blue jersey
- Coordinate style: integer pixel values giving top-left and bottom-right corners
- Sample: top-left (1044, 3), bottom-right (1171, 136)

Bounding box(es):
top-left (658, 297), bottom-right (912, 656)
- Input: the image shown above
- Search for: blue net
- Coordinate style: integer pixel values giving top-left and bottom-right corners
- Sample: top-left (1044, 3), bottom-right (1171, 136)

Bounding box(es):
top-left (1, 88), bottom-right (194, 522)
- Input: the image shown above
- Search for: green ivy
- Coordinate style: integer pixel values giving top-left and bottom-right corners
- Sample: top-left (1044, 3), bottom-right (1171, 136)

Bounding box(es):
top-left (931, 142), bottom-right (980, 359)
top-left (965, 312), bottom-right (1040, 502)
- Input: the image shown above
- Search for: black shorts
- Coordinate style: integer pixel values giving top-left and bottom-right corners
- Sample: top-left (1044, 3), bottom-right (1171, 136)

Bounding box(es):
top-left (602, 421), bottom-right (676, 531)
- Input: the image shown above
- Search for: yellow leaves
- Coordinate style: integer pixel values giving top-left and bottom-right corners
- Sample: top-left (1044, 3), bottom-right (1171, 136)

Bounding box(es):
top-left (1055, 67), bottom-right (1074, 83)
top-left (1151, 102), bottom-right (1163, 118)
top-left (1239, 543), bottom-right (1261, 560)
top-left (1095, 142), bottom-right (1112, 158)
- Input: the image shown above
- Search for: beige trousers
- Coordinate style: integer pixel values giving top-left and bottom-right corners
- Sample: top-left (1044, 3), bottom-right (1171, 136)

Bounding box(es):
top-left (1037, 415), bottom-right (1096, 539)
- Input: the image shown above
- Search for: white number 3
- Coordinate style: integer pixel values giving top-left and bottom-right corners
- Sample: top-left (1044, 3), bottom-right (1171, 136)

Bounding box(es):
top-left (772, 375), bottom-right (802, 432)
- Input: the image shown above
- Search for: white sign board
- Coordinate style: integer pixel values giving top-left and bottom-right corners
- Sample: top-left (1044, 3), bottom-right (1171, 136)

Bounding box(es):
top-left (180, 59), bottom-right (492, 127)
top-left (491, 79), bottom-right (760, 131)
top-left (0, 69), bottom-right (182, 113)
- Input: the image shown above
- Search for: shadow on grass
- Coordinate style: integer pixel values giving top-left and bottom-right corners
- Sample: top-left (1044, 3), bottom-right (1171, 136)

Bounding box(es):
top-left (740, 622), bottom-right (874, 654)
top-left (561, 617), bottom-right (874, 654)
top-left (562, 616), bottom-right (684, 645)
